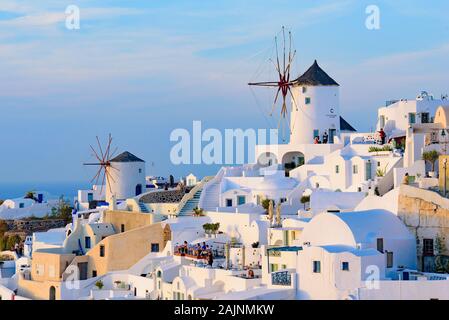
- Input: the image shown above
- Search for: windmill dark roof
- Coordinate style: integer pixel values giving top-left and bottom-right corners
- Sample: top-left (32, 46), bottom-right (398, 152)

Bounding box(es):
top-left (110, 151), bottom-right (145, 163)
top-left (292, 60), bottom-right (339, 86)
top-left (340, 116), bottom-right (357, 132)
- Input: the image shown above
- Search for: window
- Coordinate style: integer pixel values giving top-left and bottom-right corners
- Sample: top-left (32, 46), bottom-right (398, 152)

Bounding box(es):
top-left (139, 168), bottom-right (142, 173)
top-left (377, 161), bottom-right (381, 167)
top-left (19, 203), bottom-right (24, 208)
top-left (342, 262), bottom-right (349, 271)
top-left (226, 199), bottom-right (233, 207)
top-left (84, 236), bottom-right (91, 249)
top-left (99, 245), bottom-right (105, 257)
top-left (408, 112), bottom-right (416, 124)
top-left (313, 129), bottom-right (319, 139)
top-left (270, 263), bottom-right (279, 272)
top-left (377, 238), bottom-right (384, 253)
top-left (280, 198), bottom-right (287, 203)
top-left (386, 251), bottom-right (394, 268)
top-left (87, 193), bottom-right (94, 202)
top-left (364, 161), bottom-right (372, 180)
top-left (335, 165), bottom-right (340, 174)
top-left (423, 239), bottom-right (434, 256)
top-left (121, 224), bottom-right (125, 233)
top-left (421, 112), bottom-right (429, 124)
top-left (151, 243), bottom-right (160, 252)
top-left (305, 97), bottom-right (311, 104)
top-left (313, 261), bottom-right (321, 273)
top-left (353, 165), bottom-right (358, 174)
top-left (302, 86), bottom-right (307, 93)
top-left (237, 195), bottom-right (246, 205)
top-left (281, 264), bottom-right (287, 270)
top-left (92, 270), bottom-right (97, 277)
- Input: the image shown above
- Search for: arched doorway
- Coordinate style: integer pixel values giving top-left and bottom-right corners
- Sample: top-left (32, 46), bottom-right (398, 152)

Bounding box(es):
top-left (49, 286), bottom-right (56, 300)
top-left (257, 152), bottom-right (278, 167)
top-left (282, 152), bottom-right (304, 176)
top-left (282, 152), bottom-right (305, 168)
top-left (135, 184), bottom-right (142, 196)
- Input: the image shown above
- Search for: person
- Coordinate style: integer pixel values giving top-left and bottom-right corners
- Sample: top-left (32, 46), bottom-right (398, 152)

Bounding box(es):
top-left (14, 242), bottom-right (19, 255)
top-left (402, 173), bottom-right (409, 185)
top-left (378, 128), bottom-right (386, 145)
top-left (207, 251), bottom-right (214, 267)
top-left (313, 136), bottom-right (320, 144)
top-left (322, 131), bottom-right (328, 144)
top-left (247, 268), bottom-right (254, 279)
top-left (182, 241), bottom-right (188, 254)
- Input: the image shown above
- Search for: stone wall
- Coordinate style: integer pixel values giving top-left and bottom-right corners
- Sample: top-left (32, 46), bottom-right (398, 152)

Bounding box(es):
top-left (3, 219), bottom-right (66, 237)
top-left (398, 187), bottom-right (449, 272)
top-left (139, 190), bottom-right (186, 204)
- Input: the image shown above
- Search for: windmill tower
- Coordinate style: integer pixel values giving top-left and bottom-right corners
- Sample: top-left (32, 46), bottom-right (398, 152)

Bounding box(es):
top-left (84, 135), bottom-right (146, 209)
top-left (289, 60), bottom-right (340, 145)
top-left (107, 151), bottom-right (146, 202)
top-left (249, 28), bottom-right (341, 145)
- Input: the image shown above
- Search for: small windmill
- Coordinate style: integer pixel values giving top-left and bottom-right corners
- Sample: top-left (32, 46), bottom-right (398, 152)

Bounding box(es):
top-left (248, 26), bottom-right (298, 139)
top-left (83, 134), bottom-right (119, 195)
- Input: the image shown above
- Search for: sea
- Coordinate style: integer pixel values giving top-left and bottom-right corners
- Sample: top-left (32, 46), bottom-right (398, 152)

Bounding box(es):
top-left (0, 181), bottom-right (91, 203)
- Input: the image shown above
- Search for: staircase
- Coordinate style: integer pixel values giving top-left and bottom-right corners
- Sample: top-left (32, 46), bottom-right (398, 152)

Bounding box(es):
top-left (200, 180), bottom-right (221, 211)
top-left (178, 190), bottom-right (202, 216)
top-left (138, 202), bottom-right (149, 213)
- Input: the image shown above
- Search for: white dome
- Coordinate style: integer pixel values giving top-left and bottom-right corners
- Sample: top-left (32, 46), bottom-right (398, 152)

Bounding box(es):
top-left (255, 176), bottom-right (297, 190)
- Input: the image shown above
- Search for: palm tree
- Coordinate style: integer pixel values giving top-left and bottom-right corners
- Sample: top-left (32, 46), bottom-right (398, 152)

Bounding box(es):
top-left (300, 195), bottom-right (310, 210)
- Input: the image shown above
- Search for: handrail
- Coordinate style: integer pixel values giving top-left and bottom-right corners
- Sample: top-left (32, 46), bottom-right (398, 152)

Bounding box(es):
top-left (176, 176), bottom-right (214, 214)
top-left (199, 168), bottom-right (226, 209)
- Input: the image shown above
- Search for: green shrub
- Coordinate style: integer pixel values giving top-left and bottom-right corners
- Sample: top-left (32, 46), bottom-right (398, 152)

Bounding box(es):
top-left (368, 145), bottom-right (393, 153)
top-left (95, 280), bottom-right (104, 290)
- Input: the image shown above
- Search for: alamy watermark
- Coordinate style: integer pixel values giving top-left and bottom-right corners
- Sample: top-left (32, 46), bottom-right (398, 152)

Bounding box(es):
top-left (365, 5), bottom-right (380, 30)
top-left (169, 121), bottom-right (279, 165)
top-left (65, 5), bottom-right (80, 30)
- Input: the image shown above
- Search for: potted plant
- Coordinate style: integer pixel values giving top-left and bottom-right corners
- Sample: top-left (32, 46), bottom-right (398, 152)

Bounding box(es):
top-left (193, 207), bottom-right (205, 217)
top-left (202, 223), bottom-right (211, 237)
top-left (114, 280), bottom-right (122, 289)
top-left (211, 223), bottom-right (220, 237)
top-left (94, 280), bottom-right (104, 290)
top-left (422, 150), bottom-right (440, 177)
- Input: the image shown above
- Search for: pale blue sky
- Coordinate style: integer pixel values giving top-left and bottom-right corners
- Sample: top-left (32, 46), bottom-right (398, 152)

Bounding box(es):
top-left (1, 0), bottom-right (449, 183)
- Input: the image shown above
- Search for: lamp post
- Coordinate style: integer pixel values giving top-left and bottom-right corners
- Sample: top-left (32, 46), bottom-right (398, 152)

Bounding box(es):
top-left (444, 158), bottom-right (447, 197)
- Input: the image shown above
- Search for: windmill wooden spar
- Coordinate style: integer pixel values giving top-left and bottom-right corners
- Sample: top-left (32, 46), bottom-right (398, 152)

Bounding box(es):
top-left (248, 26), bottom-right (298, 138)
top-left (83, 134), bottom-right (119, 197)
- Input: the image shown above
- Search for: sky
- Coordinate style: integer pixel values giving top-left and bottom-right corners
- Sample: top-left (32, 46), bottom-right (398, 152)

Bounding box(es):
top-left (1, 0), bottom-right (449, 184)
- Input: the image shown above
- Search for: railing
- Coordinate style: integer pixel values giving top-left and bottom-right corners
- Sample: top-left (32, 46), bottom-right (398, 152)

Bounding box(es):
top-left (198, 168), bottom-right (226, 209)
top-left (271, 271), bottom-right (291, 286)
top-left (176, 176), bottom-right (213, 214)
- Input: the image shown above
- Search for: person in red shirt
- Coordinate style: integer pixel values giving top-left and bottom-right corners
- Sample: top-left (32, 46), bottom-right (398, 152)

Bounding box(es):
top-left (378, 128), bottom-right (386, 145)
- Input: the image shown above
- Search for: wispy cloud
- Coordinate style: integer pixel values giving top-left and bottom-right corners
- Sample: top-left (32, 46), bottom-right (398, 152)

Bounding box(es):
top-left (0, 6), bottom-right (143, 27)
